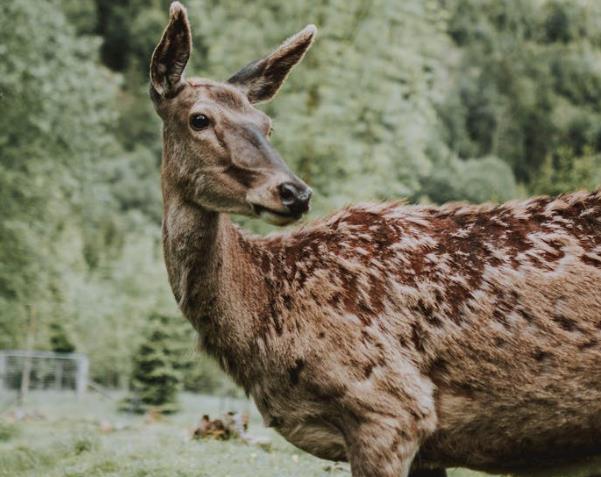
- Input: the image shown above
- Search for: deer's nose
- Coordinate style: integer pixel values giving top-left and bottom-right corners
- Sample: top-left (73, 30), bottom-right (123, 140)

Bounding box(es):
top-left (278, 182), bottom-right (312, 215)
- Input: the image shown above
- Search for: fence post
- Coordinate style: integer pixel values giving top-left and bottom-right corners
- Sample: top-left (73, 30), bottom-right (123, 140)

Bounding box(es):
top-left (76, 355), bottom-right (89, 399)
top-left (55, 360), bottom-right (63, 390)
top-left (0, 352), bottom-right (6, 392)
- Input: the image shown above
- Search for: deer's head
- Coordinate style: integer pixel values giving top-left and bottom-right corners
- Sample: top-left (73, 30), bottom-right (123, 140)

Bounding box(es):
top-left (150, 2), bottom-right (315, 226)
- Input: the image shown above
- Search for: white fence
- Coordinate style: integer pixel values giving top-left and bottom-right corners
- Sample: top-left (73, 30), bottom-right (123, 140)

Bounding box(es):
top-left (0, 350), bottom-right (89, 398)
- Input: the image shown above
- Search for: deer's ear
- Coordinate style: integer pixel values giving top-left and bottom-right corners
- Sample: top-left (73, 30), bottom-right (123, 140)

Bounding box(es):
top-left (228, 25), bottom-right (317, 104)
top-left (150, 2), bottom-right (192, 99)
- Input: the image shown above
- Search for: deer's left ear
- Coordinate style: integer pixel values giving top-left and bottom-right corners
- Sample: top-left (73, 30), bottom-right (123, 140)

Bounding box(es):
top-left (228, 25), bottom-right (317, 104)
top-left (150, 2), bottom-right (192, 99)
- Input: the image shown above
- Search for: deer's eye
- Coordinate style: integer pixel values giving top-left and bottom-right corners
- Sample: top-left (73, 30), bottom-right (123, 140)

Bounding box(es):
top-left (190, 113), bottom-right (210, 131)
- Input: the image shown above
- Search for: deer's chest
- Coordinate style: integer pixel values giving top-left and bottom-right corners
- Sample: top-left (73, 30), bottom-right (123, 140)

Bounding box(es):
top-left (277, 418), bottom-right (347, 461)
top-left (251, 380), bottom-right (347, 461)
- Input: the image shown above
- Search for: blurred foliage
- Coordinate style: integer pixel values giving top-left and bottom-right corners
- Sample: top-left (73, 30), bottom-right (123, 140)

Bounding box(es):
top-left (0, 0), bottom-right (173, 387)
top-left (532, 146), bottom-right (601, 195)
top-left (49, 322), bottom-right (76, 353)
top-left (442, 0), bottom-right (601, 183)
top-left (1, 0), bottom-right (601, 391)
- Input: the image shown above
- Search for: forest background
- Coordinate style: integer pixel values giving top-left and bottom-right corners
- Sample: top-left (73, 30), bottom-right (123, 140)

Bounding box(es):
top-left (2, 0), bottom-right (601, 393)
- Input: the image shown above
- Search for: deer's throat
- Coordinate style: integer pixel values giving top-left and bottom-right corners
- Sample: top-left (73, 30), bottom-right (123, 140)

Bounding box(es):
top-left (163, 201), bottom-right (216, 317)
top-left (162, 198), bottom-right (268, 338)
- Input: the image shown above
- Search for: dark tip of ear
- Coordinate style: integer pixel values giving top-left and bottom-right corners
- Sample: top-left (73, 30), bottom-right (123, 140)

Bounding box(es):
top-left (284, 24), bottom-right (317, 50)
top-left (302, 24), bottom-right (318, 38)
top-left (291, 24), bottom-right (317, 47)
top-left (169, 1), bottom-right (187, 19)
top-left (150, 1), bottom-right (191, 100)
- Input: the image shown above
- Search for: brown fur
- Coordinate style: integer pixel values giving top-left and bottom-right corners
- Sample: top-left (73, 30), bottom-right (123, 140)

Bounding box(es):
top-left (151, 4), bottom-right (601, 477)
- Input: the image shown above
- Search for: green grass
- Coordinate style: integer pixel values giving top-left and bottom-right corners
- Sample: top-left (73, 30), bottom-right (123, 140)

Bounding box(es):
top-left (0, 391), bottom-right (485, 477)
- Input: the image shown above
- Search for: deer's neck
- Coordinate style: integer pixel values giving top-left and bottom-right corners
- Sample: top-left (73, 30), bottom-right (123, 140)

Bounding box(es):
top-left (162, 192), bottom-right (270, 387)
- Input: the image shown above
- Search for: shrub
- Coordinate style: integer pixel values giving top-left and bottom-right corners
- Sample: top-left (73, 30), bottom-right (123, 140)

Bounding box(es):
top-left (0, 420), bottom-right (19, 441)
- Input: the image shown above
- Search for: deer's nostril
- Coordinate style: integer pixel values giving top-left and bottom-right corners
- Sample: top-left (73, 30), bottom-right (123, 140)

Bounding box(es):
top-left (279, 183), bottom-right (297, 204)
top-left (278, 182), bottom-right (311, 215)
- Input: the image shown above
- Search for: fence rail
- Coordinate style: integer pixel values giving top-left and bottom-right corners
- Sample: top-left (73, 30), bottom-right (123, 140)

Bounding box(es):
top-left (0, 349), bottom-right (89, 398)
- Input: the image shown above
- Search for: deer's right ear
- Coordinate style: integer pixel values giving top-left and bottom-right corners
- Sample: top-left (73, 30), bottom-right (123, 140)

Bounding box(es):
top-left (150, 2), bottom-right (192, 100)
top-left (227, 25), bottom-right (317, 104)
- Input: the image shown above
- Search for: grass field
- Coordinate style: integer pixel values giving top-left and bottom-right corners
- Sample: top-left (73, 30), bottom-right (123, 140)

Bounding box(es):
top-left (0, 391), bottom-right (485, 477)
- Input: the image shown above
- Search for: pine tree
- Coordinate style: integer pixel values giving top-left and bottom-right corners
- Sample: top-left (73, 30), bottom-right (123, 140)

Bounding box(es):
top-left (120, 314), bottom-right (183, 414)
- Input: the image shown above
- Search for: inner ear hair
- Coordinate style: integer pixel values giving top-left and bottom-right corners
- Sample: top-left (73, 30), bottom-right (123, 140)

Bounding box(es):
top-left (150, 1), bottom-right (192, 98)
top-left (228, 24), bottom-right (317, 104)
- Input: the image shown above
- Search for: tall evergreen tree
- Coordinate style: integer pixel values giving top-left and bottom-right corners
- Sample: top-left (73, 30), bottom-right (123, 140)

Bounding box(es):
top-left (120, 314), bottom-right (183, 414)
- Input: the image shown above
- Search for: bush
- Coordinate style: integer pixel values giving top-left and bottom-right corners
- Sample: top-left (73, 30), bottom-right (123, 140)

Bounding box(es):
top-left (0, 420), bottom-right (19, 441)
top-left (531, 146), bottom-right (601, 195)
top-left (421, 155), bottom-right (517, 204)
top-left (70, 434), bottom-right (99, 455)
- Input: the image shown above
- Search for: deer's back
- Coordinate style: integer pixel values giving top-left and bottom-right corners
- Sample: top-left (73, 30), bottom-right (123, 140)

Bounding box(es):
top-left (247, 190), bottom-right (601, 472)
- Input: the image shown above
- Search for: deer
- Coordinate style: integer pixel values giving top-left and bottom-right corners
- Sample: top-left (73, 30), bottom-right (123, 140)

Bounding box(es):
top-left (150, 3), bottom-right (601, 477)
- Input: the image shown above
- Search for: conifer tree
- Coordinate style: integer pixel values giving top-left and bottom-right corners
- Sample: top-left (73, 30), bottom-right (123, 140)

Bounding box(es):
top-left (120, 314), bottom-right (183, 414)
